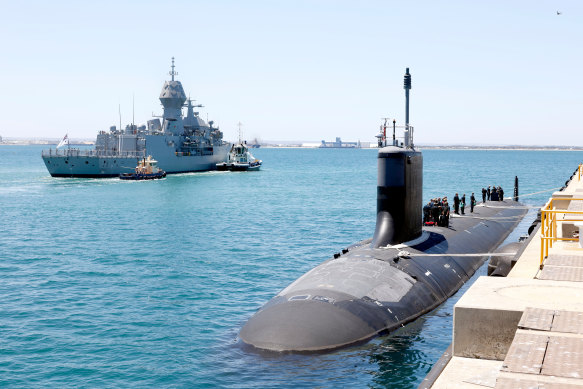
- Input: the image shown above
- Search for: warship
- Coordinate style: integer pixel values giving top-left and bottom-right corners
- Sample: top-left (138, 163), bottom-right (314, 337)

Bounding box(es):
top-left (239, 68), bottom-right (528, 352)
top-left (42, 58), bottom-right (230, 177)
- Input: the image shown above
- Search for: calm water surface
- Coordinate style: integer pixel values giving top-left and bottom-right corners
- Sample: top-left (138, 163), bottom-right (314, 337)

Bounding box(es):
top-left (1, 146), bottom-right (581, 388)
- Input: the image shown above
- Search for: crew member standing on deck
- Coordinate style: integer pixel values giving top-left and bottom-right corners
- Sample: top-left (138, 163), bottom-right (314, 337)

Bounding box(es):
top-left (470, 193), bottom-right (476, 213)
top-left (453, 193), bottom-right (460, 214)
top-left (487, 186), bottom-right (491, 201)
top-left (461, 194), bottom-right (466, 215)
top-left (482, 188), bottom-right (487, 203)
top-left (443, 200), bottom-right (450, 226)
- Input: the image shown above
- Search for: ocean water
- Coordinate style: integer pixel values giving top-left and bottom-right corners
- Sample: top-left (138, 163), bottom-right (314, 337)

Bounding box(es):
top-left (1, 145), bottom-right (581, 388)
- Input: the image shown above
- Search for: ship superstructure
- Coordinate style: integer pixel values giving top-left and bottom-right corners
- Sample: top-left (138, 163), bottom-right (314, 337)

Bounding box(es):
top-left (42, 58), bottom-right (230, 177)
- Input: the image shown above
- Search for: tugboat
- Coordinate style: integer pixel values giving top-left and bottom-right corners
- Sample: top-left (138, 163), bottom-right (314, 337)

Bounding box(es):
top-left (120, 156), bottom-right (166, 180)
top-left (216, 122), bottom-right (262, 171)
top-left (216, 142), bottom-right (262, 171)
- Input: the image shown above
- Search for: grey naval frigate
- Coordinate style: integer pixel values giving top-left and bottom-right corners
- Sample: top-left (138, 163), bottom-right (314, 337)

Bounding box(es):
top-left (240, 68), bottom-right (528, 352)
top-left (42, 58), bottom-right (230, 177)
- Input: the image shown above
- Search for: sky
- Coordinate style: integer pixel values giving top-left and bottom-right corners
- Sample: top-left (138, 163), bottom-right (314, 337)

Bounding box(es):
top-left (0, 0), bottom-right (581, 145)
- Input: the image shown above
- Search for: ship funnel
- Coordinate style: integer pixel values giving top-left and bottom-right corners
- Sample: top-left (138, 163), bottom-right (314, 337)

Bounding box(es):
top-left (371, 68), bottom-right (422, 248)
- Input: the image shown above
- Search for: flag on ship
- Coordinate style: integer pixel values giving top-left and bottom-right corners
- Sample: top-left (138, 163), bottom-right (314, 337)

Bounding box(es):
top-left (57, 134), bottom-right (69, 149)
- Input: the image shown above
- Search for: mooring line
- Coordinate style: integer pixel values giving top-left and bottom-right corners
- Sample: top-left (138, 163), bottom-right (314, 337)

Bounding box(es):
top-left (395, 252), bottom-right (516, 257)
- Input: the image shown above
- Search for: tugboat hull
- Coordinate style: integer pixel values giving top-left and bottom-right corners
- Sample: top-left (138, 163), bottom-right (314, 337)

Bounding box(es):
top-left (119, 172), bottom-right (166, 180)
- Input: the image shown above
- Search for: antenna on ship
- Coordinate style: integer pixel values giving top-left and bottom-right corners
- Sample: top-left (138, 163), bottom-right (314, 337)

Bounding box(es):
top-left (403, 68), bottom-right (412, 148)
top-left (169, 57), bottom-right (178, 81)
top-left (118, 104), bottom-right (122, 153)
top-left (238, 121), bottom-right (243, 144)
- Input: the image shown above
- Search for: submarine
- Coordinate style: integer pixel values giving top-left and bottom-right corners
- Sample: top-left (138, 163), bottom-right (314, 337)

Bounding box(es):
top-left (240, 68), bottom-right (528, 352)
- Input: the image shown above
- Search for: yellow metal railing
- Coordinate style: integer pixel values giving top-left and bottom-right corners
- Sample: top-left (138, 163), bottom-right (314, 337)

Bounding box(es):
top-left (540, 197), bottom-right (583, 267)
top-left (579, 164), bottom-right (583, 181)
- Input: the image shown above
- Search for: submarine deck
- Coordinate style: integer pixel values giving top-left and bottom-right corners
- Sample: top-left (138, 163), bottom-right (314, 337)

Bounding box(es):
top-left (425, 166), bottom-right (583, 389)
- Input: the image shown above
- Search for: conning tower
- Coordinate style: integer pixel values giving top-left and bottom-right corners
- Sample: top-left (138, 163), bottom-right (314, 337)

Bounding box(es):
top-left (371, 68), bottom-right (422, 247)
top-left (159, 57), bottom-right (187, 135)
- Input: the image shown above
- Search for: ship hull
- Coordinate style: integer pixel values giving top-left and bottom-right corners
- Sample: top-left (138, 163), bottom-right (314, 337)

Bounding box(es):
top-left (240, 200), bottom-right (528, 352)
top-left (42, 143), bottom-right (231, 178)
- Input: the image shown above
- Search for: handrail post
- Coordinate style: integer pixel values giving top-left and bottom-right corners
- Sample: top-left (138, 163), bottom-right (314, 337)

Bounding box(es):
top-left (540, 238), bottom-right (544, 266)
top-left (549, 210), bottom-right (553, 249)
top-left (554, 212), bottom-right (558, 245)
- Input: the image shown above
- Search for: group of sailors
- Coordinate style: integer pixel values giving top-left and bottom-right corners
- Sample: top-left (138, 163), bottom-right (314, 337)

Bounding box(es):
top-left (423, 197), bottom-right (450, 226)
top-left (453, 193), bottom-right (477, 215)
top-left (424, 186), bottom-right (505, 228)
top-left (481, 186), bottom-right (504, 202)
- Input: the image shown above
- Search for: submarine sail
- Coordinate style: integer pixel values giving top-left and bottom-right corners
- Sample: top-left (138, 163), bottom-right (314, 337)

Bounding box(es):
top-left (239, 69), bottom-right (527, 352)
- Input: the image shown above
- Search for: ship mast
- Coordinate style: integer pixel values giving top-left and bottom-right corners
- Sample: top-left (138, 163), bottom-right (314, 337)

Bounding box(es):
top-left (169, 56), bottom-right (177, 81)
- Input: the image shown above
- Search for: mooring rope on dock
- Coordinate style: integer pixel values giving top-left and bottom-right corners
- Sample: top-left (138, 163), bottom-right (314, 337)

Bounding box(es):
top-left (396, 251), bottom-right (516, 258)
top-left (475, 204), bottom-right (538, 210)
top-left (511, 186), bottom-right (564, 199)
top-left (451, 213), bottom-right (526, 221)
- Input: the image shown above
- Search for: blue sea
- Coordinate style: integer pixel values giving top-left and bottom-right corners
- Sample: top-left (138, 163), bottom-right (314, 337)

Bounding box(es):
top-left (1, 145), bottom-right (581, 388)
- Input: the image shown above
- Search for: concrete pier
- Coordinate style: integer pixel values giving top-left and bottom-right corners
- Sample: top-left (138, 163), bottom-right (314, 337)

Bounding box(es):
top-left (424, 165), bottom-right (583, 388)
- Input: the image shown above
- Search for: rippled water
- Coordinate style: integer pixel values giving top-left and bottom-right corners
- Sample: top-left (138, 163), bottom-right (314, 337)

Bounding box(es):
top-left (1, 145), bottom-right (581, 388)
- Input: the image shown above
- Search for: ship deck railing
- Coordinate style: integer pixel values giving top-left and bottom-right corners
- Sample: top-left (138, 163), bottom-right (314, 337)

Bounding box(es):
top-left (540, 196), bottom-right (583, 266)
top-left (42, 148), bottom-right (146, 158)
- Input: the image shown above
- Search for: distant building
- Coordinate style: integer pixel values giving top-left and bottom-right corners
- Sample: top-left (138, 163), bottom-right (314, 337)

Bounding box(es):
top-left (319, 137), bottom-right (362, 148)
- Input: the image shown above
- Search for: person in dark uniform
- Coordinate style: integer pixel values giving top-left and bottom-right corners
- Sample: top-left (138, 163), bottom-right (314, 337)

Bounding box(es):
top-left (423, 200), bottom-right (432, 224)
top-left (461, 194), bottom-right (466, 215)
top-left (442, 200), bottom-right (450, 226)
top-left (432, 200), bottom-right (441, 224)
top-left (453, 193), bottom-right (460, 214)
top-left (470, 193), bottom-right (476, 213)
top-left (499, 186), bottom-right (504, 201)
top-left (487, 186), bottom-right (491, 201)
top-left (482, 188), bottom-right (486, 203)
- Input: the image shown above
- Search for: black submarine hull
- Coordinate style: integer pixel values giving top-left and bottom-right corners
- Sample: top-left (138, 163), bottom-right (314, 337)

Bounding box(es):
top-left (239, 201), bottom-right (527, 352)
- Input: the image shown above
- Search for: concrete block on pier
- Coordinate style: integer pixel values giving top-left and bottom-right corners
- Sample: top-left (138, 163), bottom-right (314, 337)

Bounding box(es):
top-left (453, 276), bottom-right (583, 360)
